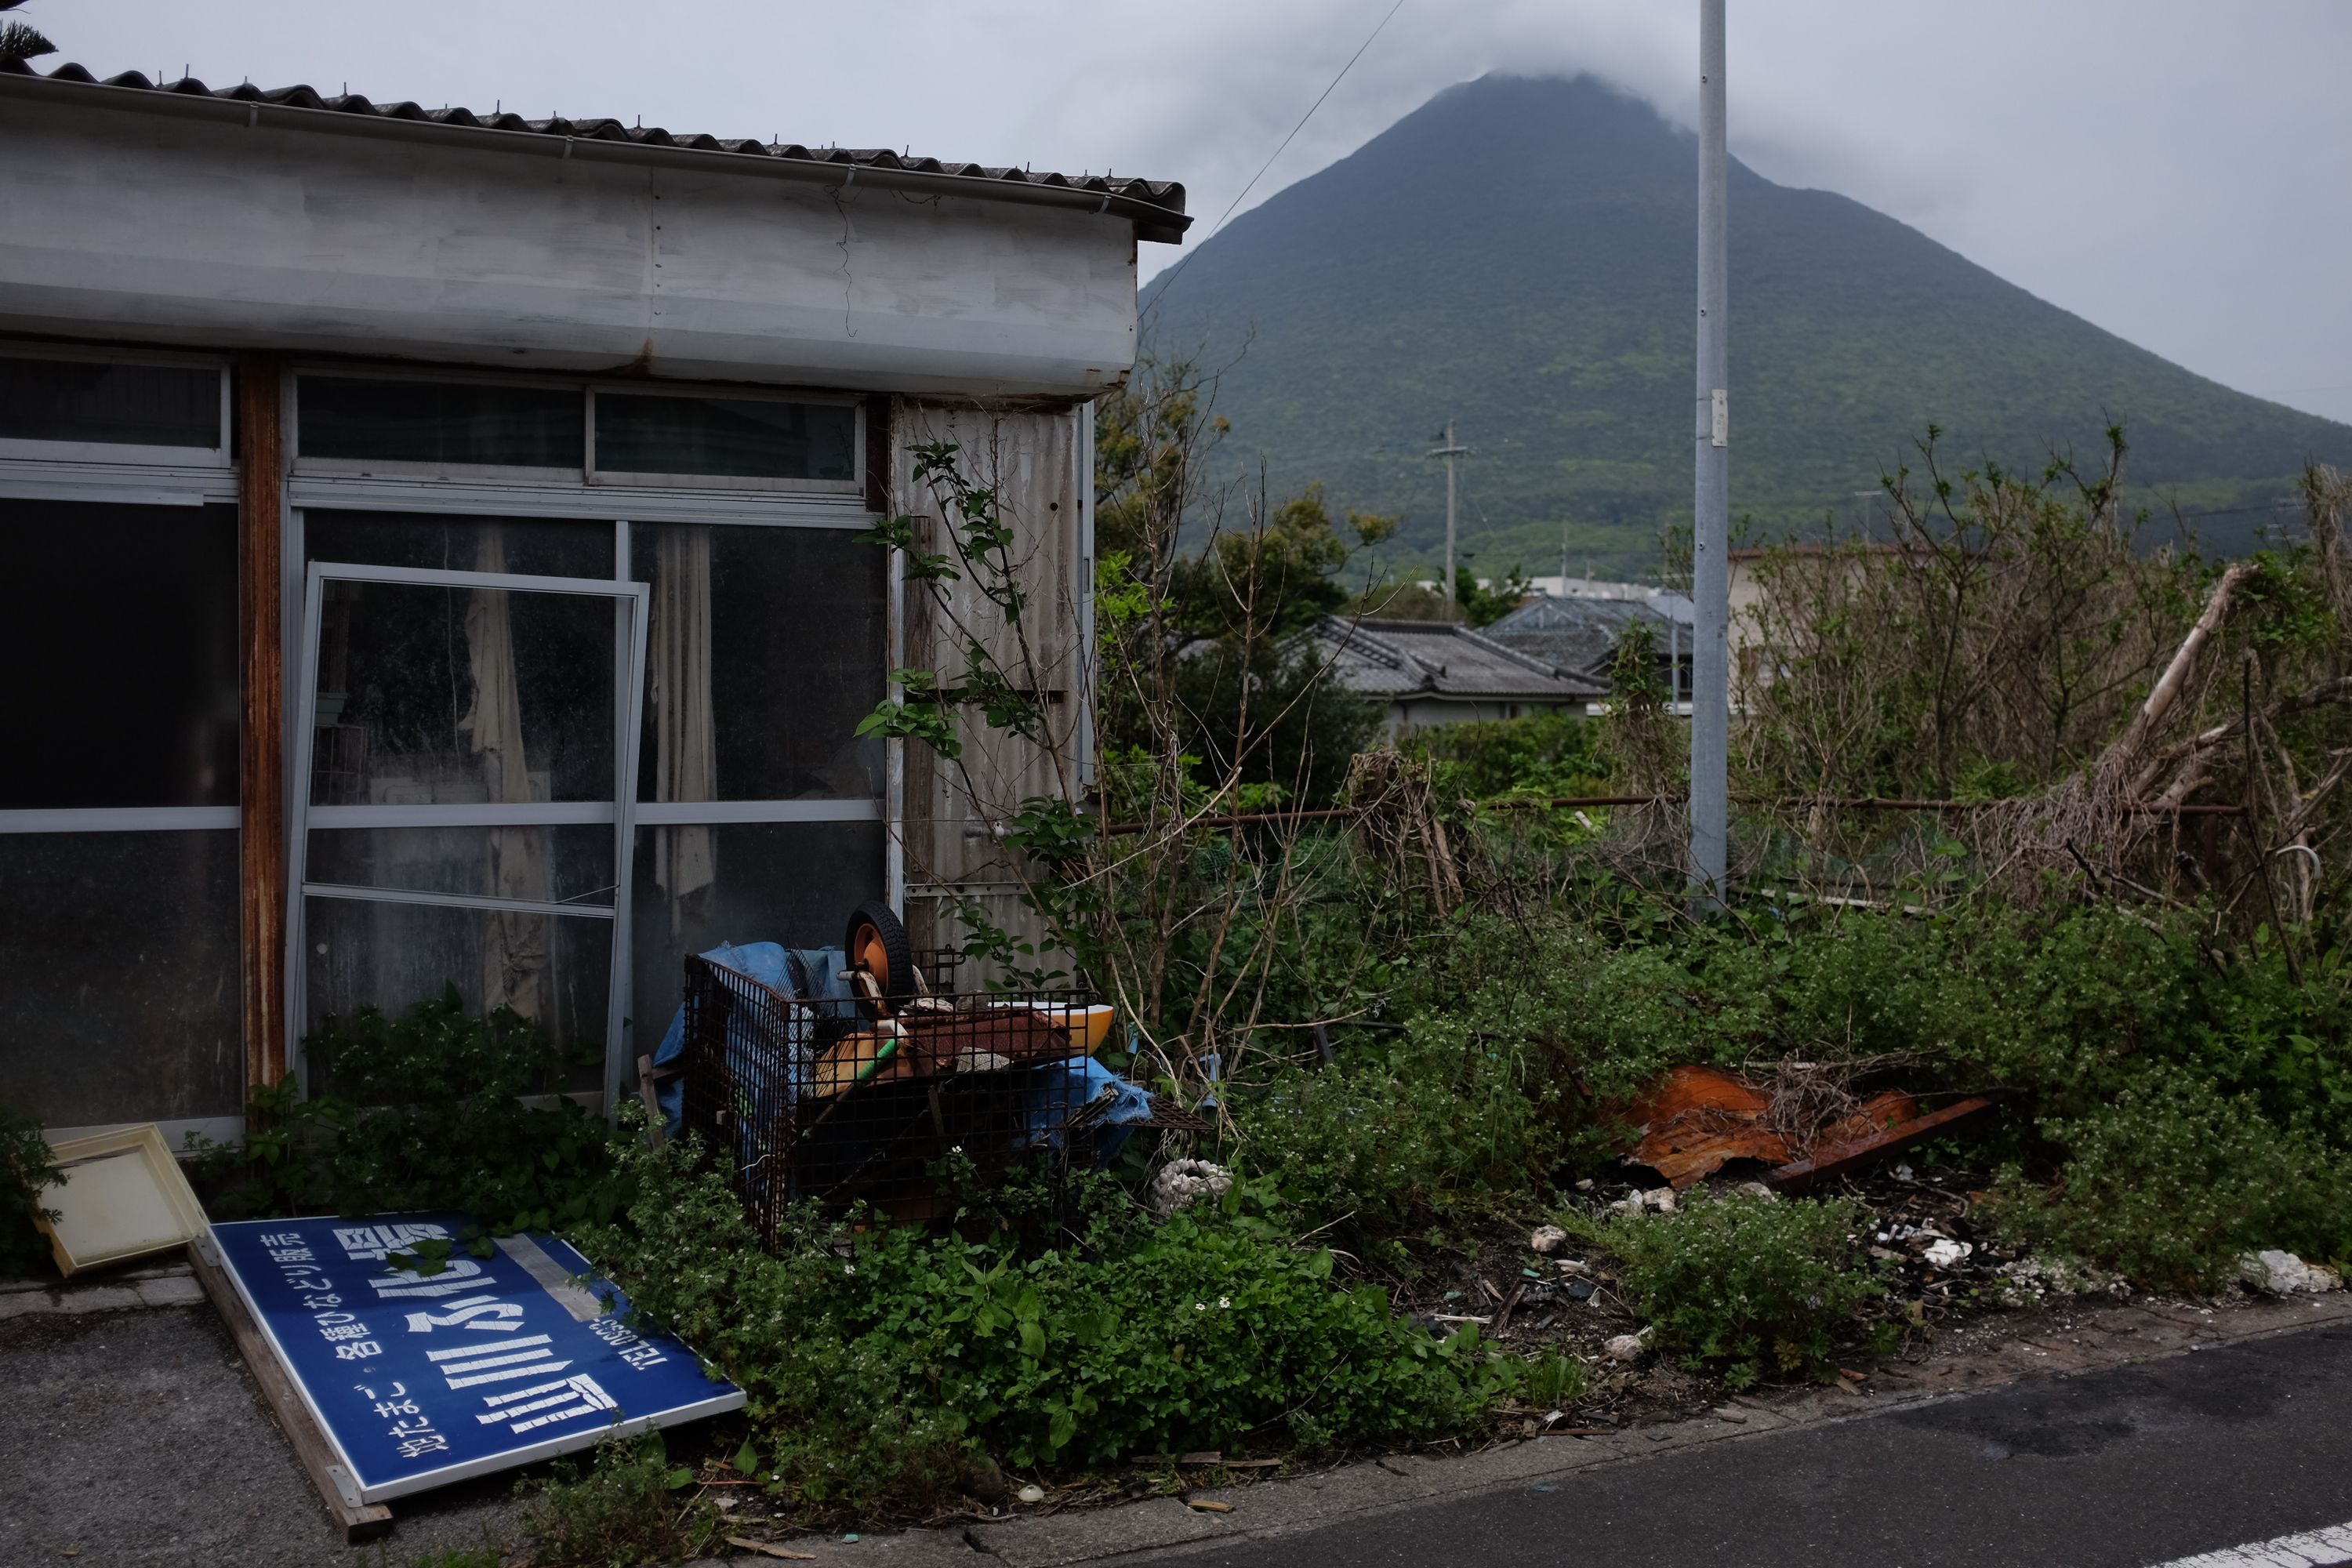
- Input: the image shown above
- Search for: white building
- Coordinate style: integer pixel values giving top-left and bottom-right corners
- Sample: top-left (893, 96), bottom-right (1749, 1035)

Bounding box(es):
top-left (0, 60), bottom-right (1186, 1141)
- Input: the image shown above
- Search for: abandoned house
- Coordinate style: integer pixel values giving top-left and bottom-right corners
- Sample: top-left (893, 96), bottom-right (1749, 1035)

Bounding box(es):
top-left (0, 60), bottom-right (1187, 1145)
top-left (1483, 586), bottom-right (1695, 705)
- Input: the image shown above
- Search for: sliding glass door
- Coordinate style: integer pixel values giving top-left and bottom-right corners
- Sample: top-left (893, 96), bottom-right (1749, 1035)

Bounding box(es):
top-left (289, 561), bottom-right (648, 1105)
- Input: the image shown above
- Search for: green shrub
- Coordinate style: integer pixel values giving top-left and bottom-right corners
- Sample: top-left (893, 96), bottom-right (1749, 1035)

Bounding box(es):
top-left (1589, 1192), bottom-right (1882, 1388)
top-left (1240, 1007), bottom-right (1569, 1231)
top-left (1405, 710), bottom-right (1608, 801)
top-left (2, 1104), bottom-right (64, 1276)
top-left (580, 1138), bottom-right (1509, 1509)
top-left (187, 988), bottom-right (629, 1236)
top-left (521, 1432), bottom-right (721, 1568)
top-left (1991, 1065), bottom-right (2352, 1291)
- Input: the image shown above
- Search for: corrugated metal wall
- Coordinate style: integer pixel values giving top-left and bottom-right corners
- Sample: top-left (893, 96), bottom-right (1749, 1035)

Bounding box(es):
top-left (891, 399), bottom-right (1092, 983)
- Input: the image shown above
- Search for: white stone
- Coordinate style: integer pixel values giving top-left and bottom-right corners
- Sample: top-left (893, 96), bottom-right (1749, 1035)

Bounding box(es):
top-left (2238, 1250), bottom-right (2343, 1294)
top-left (1149, 1159), bottom-right (1232, 1218)
top-left (1530, 1225), bottom-right (1567, 1255)
top-left (1603, 1332), bottom-right (1648, 1363)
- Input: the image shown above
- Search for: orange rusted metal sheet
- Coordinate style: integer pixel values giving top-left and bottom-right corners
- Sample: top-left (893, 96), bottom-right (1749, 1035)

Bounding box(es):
top-left (1627, 1065), bottom-right (1918, 1189)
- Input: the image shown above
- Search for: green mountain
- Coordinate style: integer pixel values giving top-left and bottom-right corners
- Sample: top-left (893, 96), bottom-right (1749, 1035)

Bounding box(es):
top-left (1143, 74), bottom-right (2351, 574)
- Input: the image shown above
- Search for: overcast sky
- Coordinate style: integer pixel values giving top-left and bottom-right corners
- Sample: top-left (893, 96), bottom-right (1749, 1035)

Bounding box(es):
top-left (43, 0), bottom-right (2352, 426)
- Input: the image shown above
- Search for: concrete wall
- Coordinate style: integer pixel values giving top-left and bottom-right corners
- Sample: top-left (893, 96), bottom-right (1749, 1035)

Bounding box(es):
top-left (0, 93), bottom-right (1141, 397)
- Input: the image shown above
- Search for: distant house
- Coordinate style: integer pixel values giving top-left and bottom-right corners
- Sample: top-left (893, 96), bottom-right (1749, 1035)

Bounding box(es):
top-left (1310, 618), bottom-right (1603, 731)
top-left (1483, 586), bottom-right (1693, 703)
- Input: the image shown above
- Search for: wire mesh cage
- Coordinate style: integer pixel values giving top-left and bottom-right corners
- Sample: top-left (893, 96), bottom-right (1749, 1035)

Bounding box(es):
top-left (675, 951), bottom-right (1207, 1243)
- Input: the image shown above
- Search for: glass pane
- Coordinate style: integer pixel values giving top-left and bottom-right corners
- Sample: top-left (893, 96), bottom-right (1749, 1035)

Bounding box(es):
top-left (630, 525), bottom-right (884, 801)
top-left (306, 510), bottom-right (612, 580)
top-left (0, 356), bottom-right (219, 448)
top-left (311, 579), bottom-right (616, 806)
top-left (307, 826), bottom-right (617, 907)
top-left (628, 821), bottom-right (884, 1044)
top-left (299, 377), bottom-right (583, 469)
top-left (595, 393), bottom-right (855, 481)
top-left (0, 500), bottom-right (238, 809)
top-left (305, 896), bottom-right (612, 1076)
top-left (0, 831), bottom-right (241, 1127)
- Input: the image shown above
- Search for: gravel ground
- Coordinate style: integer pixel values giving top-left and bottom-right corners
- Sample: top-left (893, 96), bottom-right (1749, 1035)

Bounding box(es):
top-left (0, 1305), bottom-right (527, 1567)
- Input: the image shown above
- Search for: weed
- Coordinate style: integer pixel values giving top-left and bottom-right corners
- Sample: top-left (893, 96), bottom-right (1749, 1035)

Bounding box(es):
top-left (1, 1103), bottom-right (63, 1276)
top-left (580, 1138), bottom-right (1512, 1512)
top-left (521, 1432), bottom-right (721, 1568)
top-left (1522, 1348), bottom-right (1589, 1408)
top-left (186, 989), bottom-right (630, 1238)
top-left (1991, 1065), bottom-right (2352, 1291)
top-left (1586, 1191), bottom-right (1883, 1388)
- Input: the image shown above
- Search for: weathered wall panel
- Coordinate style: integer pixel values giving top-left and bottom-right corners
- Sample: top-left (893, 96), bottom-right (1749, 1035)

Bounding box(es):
top-left (892, 401), bottom-right (1092, 979)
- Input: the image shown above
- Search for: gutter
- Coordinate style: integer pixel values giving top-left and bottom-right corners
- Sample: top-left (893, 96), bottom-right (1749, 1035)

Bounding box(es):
top-left (0, 72), bottom-right (1193, 245)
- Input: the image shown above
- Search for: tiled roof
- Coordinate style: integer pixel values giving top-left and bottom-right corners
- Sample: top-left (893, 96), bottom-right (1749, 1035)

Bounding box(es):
top-left (1485, 591), bottom-right (1691, 677)
top-left (0, 59), bottom-right (1191, 243)
top-left (1310, 618), bottom-right (1606, 702)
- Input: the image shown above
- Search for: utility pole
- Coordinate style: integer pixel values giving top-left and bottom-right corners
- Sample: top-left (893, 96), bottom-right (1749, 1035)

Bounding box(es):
top-left (1428, 419), bottom-right (1469, 615)
top-left (1690, 0), bottom-right (1730, 906)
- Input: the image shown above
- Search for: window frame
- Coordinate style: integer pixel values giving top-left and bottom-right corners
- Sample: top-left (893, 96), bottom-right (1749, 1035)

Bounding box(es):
top-left (283, 480), bottom-right (900, 1110)
top-left (288, 365), bottom-right (866, 495)
top-left (0, 342), bottom-right (232, 469)
top-left (586, 383), bottom-right (866, 494)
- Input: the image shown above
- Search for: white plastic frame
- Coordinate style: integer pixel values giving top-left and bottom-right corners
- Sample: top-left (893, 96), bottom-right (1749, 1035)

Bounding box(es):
top-left (286, 560), bottom-right (652, 1114)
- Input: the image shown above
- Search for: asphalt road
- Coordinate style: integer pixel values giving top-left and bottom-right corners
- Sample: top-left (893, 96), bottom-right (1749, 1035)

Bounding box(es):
top-left (1146, 1323), bottom-right (2352, 1568)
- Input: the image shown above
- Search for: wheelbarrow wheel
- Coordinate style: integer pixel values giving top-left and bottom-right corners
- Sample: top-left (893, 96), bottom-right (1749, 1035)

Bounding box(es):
top-left (844, 900), bottom-right (917, 1011)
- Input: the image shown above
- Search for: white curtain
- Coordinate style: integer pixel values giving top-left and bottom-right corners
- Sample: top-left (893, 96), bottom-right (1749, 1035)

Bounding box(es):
top-left (651, 524), bottom-right (718, 916)
top-left (459, 528), bottom-right (551, 1022)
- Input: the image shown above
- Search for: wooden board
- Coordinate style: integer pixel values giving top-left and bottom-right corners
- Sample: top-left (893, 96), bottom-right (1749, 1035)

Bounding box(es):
top-left (189, 1235), bottom-right (394, 1544)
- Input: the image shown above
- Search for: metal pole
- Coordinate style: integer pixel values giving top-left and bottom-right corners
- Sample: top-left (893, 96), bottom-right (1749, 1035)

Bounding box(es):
top-left (1427, 419), bottom-right (1469, 615)
top-left (1690, 0), bottom-right (1730, 905)
top-left (1443, 419), bottom-right (1458, 614)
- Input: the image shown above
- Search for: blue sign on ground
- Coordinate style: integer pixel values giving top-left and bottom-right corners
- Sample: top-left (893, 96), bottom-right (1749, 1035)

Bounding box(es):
top-left (210, 1214), bottom-right (743, 1503)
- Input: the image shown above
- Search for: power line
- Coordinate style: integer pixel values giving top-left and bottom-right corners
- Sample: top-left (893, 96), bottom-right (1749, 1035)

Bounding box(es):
top-left (1143, 0), bottom-right (1406, 317)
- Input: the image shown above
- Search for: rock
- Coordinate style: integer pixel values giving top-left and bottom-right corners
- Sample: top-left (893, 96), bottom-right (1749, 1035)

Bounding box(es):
top-left (1922, 1239), bottom-right (1973, 1269)
top-left (1149, 1159), bottom-right (1232, 1218)
top-left (2238, 1250), bottom-right (2343, 1294)
top-left (1530, 1224), bottom-right (1568, 1254)
top-left (1732, 1181), bottom-right (1779, 1201)
top-left (1603, 1330), bottom-right (1649, 1362)
top-left (1564, 1278), bottom-right (1598, 1301)
top-left (1016, 1483), bottom-right (1047, 1505)
top-left (1608, 1187), bottom-right (1681, 1217)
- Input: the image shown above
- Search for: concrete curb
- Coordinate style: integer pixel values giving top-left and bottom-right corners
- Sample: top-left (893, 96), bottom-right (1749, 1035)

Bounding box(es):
top-left (0, 1260), bottom-right (205, 1319)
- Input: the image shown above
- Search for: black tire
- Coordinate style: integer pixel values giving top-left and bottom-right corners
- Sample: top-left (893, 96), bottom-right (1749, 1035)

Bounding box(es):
top-left (844, 899), bottom-right (917, 1010)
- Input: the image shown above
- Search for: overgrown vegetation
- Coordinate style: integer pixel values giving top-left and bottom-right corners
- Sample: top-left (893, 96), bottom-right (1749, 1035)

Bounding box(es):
top-left (579, 1135), bottom-right (1515, 1512)
top-left (1, 1103), bottom-right (63, 1276)
top-left (1582, 1192), bottom-right (1884, 1388)
top-left (188, 987), bottom-right (626, 1243)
